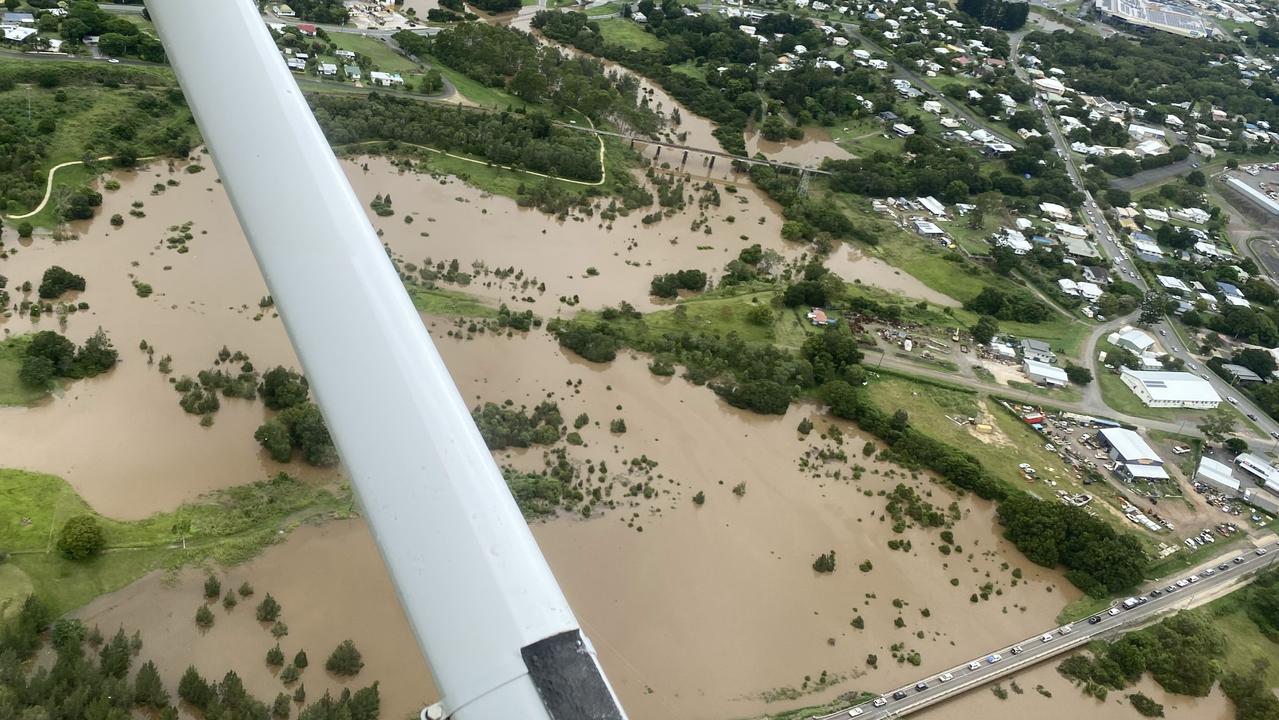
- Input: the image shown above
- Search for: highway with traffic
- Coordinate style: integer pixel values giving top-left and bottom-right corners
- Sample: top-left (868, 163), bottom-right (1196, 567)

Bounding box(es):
top-left (814, 543), bottom-right (1279, 720)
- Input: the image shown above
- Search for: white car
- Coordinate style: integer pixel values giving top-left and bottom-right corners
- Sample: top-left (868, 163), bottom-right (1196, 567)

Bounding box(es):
top-left (1059, 625), bottom-right (1073, 635)
top-left (873, 698), bottom-right (888, 708)
top-left (1108, 607), bottom-right (1120, 616)
top-left (939, 672), bottom-right (954, 682)
top-left (1176, 579), bottom-right (1190, 587)
top-left (1188, 574), bottom-right (1200, 583)
top-left (849, 709), bottom-right (864, 718)
top-left (1042, 633), bottom-right (1054, 642)
top-left (968, 661), bottom-right (981, 671)
top-left (1228, 397), bottom-right (1238, 404)
top-left (107, 58), bottom-right (120, 64)
top-left (1159, 329), bottom-right (1167, 336)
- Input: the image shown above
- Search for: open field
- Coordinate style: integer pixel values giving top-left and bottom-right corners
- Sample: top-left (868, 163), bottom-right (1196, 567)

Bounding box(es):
top-left (0, 335), bottom-right (53, 407)
top-left (0, 469), bottom-right (352, 614)
top-left (328, 33), bottom-right (419, 73)
top-left (596, 18), bottom-right (665, 50)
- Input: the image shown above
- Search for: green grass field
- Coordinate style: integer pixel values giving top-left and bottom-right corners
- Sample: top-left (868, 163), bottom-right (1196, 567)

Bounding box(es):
top-left (825, 119), bottom-right (904, 156)
top-left (0, 469), bottom-right (352, 614)
top-left (328, 34), bottom-right (419, 74)
top-left (408, 284), bottom-right (500, 318)
top-left (865, 374), bottom-right (1072, 490)
top-left (0, 335), bottom-right (53, 407)
top-left (596, 18), bottom-right (665, 51)
top-left (1208, 592), bottom-right (1279, 688)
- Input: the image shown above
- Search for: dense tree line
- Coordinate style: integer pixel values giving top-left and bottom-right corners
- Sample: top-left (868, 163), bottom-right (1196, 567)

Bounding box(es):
top-left (996, 493), bottom-right (1147, 595)
top-left (1025, 30), bottom-right (1279, 124)
top-left (398, 24), bottom-right (658, 133)
top-left (963, 286), bottom-right (1054, 323)
top-left (468, 0), bottom-right (521, 11)
top-left (35, 1), bottom-right (167, 61)
top-left (310, 93), bottom-right (603, 183)
top-left (957, 0), bottom-right (1029, 30)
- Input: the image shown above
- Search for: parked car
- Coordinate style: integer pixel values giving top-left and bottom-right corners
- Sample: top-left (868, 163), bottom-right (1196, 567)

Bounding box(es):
top-left (873, 698), bottom-right (888, 708)
top-left (1235, 556), bottom-right (1246, 564)
top-left (915, 682), bottom-right (929, 691)
top-left (849, 708), bottom-right (864, 717)
top-left (968, 661), bottom-right (981, 671)
top-left (987, 653), bottom-right (1003, 664)
top-left (938, 672), bottom-right (954, 683)
top-left (1010, 645), bottom-right (1023, 655)
top-left (1088, 615), bottom-right (1102, 624)
top-left (1258, 547), bottom-right (1268, 556)
top-left (893, 690), bottom-right (908, 700)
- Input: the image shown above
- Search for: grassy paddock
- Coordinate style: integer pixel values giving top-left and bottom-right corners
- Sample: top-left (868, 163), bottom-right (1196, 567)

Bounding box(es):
top-left (0, 469), bottom-right (352, 614)
top-left (408, 284), bottom-right (500, 318)
top-left (0, 335), bottom-right (53, 407)
top-left (596, 18), bottom-right (666, 51)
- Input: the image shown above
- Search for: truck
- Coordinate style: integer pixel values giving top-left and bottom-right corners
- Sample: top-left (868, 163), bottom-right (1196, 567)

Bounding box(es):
top-left (1122, 597), bottom-right (1140, 610)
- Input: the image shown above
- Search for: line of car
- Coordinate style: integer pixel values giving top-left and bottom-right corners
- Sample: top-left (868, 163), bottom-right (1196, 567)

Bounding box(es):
top-left (841, 547), bottom-right (1273, 718)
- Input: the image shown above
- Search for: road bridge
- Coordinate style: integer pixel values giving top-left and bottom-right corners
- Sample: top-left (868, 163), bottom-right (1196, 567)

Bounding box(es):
top-left (556, 125), bottom-right (835, 176)
top-left (813, 544), bottom-right (1279, 719)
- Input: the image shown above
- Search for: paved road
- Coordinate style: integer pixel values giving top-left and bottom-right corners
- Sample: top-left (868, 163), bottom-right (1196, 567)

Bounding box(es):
top-left (1009, 33), bottom-right (1279, 443)
top-left (814, 542), bottom-right (1279, 720)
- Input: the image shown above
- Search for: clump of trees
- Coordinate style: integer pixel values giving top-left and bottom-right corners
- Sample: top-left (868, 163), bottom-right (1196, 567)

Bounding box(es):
top-left (18, 329), bottom-right (119, 390)
top-left (649, 269), bottom-right (708, 298)
top-left (312, 92), bottom-right (607, 185)
top-left (813, 550), bottom-right (837, 573)
top-left (254, 366), bottom-right (336, 466)
top-left (471, 400), bottom-right (562, 449)
top-left (57, 515), bottom-right (105, 560)
top-left (37, 265), bottom-right (86, 299)
top-left (325, 639), bottom-right (364, 676)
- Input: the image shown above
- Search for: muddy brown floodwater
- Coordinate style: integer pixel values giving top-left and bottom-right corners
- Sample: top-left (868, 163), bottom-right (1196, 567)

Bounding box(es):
top-left (3, 159), bottom-right (1056, 719)
top-left (744, 127), bottom-right (856, 166)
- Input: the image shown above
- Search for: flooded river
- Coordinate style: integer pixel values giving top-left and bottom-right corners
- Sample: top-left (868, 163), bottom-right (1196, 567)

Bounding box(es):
top-left (2, 159), bottom-right (1056, 719)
